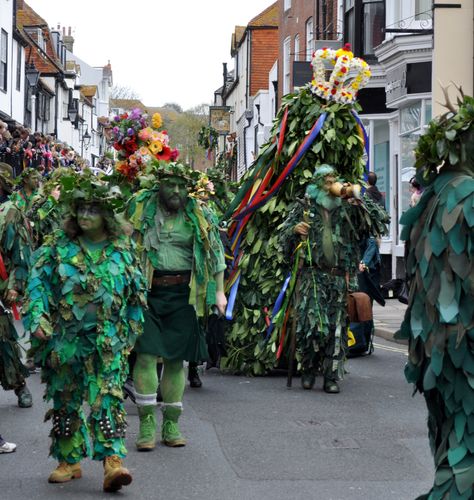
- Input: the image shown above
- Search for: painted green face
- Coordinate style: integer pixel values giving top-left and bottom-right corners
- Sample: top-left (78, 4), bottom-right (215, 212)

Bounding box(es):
top-left (25, 172), bottom-right (41, 191)
top-left (159, 176), bottom-right (188, 212)
top-left (77, 203), bottom-right (105, 233)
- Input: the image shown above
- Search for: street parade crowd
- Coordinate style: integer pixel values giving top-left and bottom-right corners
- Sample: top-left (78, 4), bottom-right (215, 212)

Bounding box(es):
top-left (1, 46), bottom-right (473, 499)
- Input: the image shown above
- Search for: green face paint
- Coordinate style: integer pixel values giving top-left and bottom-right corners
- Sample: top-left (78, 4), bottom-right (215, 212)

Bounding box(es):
top-left (159, 176), bottom-right (188, 212)
top-left (77, 203), bottom-right (105, 238)
top-left (25, 173), bottom-right (41, 191)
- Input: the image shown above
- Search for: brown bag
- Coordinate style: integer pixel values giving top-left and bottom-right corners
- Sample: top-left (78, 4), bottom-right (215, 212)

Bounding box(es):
top-left (347, 292), bottom-right (373, 323)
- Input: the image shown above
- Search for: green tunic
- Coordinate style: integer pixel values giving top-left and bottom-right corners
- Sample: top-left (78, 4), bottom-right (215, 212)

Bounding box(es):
top-left (128, 189), bottom-right (226, 361)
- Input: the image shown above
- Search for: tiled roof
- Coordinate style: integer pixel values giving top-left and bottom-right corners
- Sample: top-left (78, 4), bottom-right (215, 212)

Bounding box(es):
top-left (248, 2), bottom-right (279, 27)
top-left (18, 2), bottom-right (64, 75)
top-left (16, 1), bottom-right (48, 29)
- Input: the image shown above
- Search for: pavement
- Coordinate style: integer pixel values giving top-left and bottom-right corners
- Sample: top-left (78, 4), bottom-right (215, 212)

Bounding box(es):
top-left (373, 299), bottom-right (407, 345)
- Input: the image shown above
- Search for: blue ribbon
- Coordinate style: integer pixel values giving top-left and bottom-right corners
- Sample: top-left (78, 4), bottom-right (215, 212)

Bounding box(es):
top-left (352, 111), bottom-right (370, 180)
top-left (225, 272), bottom-right (241, 320)
top-left (234, 113), bottom-right (327, 221)
top-left (265, 272), bottom-right (292, 339)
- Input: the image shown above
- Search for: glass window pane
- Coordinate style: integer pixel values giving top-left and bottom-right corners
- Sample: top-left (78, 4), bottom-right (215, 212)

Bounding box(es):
top-left (363, 2), bottom-right (384, 56)
top-left (424, 100), bottom-right (432, 125)
top-left (400, 103), bottom-right (421, 135)
top-left (345, 11), bottom-right (354, 50)
top-left (415, 0), bottom-right (431, 20)
top-left (345, 0), bottom-right (354, 11)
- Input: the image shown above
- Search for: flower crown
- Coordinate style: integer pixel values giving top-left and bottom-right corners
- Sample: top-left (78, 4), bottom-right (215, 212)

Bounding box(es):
top-left (310, 44), bottom-right (371, 104)
top-left (110, 108), bottom-right (179, 182)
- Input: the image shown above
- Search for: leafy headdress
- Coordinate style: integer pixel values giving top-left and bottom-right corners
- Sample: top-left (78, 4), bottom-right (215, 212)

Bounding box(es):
top-left (58, 169), bottom-right (125, 215)
top-left (415, 92), bottom-right (474, 185)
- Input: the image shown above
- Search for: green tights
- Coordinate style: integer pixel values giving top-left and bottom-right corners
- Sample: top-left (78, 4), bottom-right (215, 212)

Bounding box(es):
top-left (133, 354), bottom-right (185, 404)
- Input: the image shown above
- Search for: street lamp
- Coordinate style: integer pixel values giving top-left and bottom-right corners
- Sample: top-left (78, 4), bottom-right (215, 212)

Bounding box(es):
top-left (80, 125), bottom-right (91, 157)
top-left (67, 105), bottom-right (78, 123)
top-left (25, 62), bottom-right (40, 130)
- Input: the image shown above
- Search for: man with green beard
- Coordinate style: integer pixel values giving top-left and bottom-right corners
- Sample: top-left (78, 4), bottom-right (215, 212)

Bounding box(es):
top-left (128, 161), bottom-right (227, 451)
top-left (281, 165), bottom-right (388, 393)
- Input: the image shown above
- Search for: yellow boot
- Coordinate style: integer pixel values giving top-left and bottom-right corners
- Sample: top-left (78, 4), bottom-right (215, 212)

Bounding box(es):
top-left (103, 455), bottom-right (132, 492)
top-left (48, 462), bottom-right (82, 483)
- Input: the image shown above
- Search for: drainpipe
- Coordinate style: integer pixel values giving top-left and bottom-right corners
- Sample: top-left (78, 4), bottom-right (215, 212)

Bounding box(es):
top-left (316, 0), bottom-right (320, 39)
top-left (54, 77), bottom-right (59, 138)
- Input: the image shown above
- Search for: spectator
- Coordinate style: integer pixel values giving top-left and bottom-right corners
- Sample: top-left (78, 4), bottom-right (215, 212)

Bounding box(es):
top-left (365, 172), bottom-right (385, 208)
top-left (0, 434), bottom-right (16, 453)
top-left (409, 176), bottom-right (423, 207)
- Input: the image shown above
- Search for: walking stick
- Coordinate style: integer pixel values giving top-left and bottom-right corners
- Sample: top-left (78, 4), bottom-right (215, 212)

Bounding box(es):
top-left (287, 199), bottom-right (310, 388)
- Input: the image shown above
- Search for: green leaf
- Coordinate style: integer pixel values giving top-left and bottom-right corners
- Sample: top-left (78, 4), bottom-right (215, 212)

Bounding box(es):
top-left (445, 129), bottom-right (457, 141)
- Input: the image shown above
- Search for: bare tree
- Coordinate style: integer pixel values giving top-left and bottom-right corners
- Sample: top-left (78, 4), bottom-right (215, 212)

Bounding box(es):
top-left (111, 85), bottom-right (141, 100)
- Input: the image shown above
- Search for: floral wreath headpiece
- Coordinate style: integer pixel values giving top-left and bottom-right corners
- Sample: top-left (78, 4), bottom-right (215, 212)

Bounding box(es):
top-left (310, 43), bottom-right (371, 104)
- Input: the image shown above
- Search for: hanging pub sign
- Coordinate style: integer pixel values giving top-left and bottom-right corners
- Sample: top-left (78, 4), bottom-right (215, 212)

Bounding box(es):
top-left (209, 106), bottom-right (231, 135)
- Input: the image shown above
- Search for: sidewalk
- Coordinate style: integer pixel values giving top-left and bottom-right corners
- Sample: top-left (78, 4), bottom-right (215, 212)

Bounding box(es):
top-left (373, 299), bottom-right (408, 345)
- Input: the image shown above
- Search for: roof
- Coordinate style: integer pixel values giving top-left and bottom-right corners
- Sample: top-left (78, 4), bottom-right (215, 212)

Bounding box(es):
top-left (248, 2), bottom-right (279, 27)
top-left (231, 26), bottom-right (246, 55)
top-left (80, 85), bottom-right (98, 98)
top-left (17, 2), bottom-right (64, 75)
top-left (109, 99), bottom-right (147, 112)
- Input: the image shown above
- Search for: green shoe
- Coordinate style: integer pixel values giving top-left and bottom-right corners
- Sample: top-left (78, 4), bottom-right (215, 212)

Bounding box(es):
top-left (136, 406), bottom-right (156, 451)
top-left (161, 406), bottom-right (186, 447)
top-left (15, 385), bottom-right (33, 408)
top-left (301, 373), bottom-right (316, 390)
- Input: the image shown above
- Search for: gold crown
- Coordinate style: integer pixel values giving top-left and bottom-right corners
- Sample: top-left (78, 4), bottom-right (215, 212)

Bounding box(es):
top-left (311, 44), bottom-right (371, 104)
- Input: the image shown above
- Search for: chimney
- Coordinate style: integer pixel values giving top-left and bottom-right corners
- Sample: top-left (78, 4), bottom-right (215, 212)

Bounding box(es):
top-left (63, 26), bottom-right (74, 52)
top-left (222, 62), bottom-right (228, 106)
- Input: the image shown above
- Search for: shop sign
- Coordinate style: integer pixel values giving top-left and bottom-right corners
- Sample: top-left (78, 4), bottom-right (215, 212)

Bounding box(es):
top-left (385, 64), bottom-right (407, 104)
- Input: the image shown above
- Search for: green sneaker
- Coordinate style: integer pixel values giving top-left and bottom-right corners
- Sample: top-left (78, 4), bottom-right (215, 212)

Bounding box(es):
top-left (161, 406), bottom-right (186, 447)
top-left (136, 406), bottom-right (156, 451)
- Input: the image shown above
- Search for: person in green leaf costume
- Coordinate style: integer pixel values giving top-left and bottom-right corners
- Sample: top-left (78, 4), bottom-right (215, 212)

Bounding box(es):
top-left (127, 160), bottom-right (227, 451)
top-left (23, 174), bottom-right (147, 492)
top-left (396, 94), bottom-right (474, 499)
top-left (0, 161), bottom-right (34, 408)
top-left (26, 167), bottom-right (69, 246)
top-left (281, 165), bottom-right (388, 393)
top-left (9, 167), bottom-right (41, 212)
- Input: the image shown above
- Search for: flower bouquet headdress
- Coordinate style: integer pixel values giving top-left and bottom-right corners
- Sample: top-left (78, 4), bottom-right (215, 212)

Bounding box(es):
top-left (310, 43), bottom-right (371, 104)
top-left (110, 108), bottom-right (179, 182)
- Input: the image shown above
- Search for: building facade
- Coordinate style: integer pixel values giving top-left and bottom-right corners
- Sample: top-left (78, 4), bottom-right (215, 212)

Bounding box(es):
top-left (216, 2), bottom-right (279, 179)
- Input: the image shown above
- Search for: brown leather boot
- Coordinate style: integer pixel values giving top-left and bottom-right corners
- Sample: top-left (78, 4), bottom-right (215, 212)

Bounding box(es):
top-left (103, 455), bottom-right (132, 492)
top-left (48, 462), bottom-right (82, 483)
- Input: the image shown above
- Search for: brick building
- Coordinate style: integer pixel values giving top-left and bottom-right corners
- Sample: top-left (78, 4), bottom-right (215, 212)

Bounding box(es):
top-left (216, 2), bottom-right (279, 179)
top-left (278, 0), bottom-right (339, 102)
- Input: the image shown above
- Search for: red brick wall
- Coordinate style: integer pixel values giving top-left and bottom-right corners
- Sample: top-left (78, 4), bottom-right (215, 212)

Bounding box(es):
top-left (277, 0), bottom-right (339, 103)
top-left (250, 28), bottom-right (279, 96)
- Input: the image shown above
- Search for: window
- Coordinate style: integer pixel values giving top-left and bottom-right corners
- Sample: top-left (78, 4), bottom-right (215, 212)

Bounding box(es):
top-left (294, 34), bottom-right (300, 62)
top-left (305, 18), bottom-right (314, 61)
top-left (363, 0), bottom-right (384, 56)
top-left (415, 0), bottom-right (431, 20)
top-left (0, 30), bottom-right (8, 92)
top-left (15, 44), bottom-right (21, 91)
top-left (344, 0), bottom-right (385, 59)
top-left (283, 37), bottom-right (291, 95)
top-left (284, 0), bottom-right (291, 11)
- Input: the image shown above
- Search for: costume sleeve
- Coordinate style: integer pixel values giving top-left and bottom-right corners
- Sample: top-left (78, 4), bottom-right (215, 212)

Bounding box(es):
top-left (123, 241), bottom-right (147, 347)
top-left (278, 200), bottom-right (304, 263)
top-left (22, 243), bottom-right (55, 338)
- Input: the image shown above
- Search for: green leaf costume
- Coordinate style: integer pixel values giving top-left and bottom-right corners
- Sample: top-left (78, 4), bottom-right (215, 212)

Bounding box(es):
top-left (0, 199), bottom-right (34, 390)
top-left (23, 230), bottom-right (146, 463)
top-left (280, 170), bottom-right (388, 380)
top-left (222, 87), bottom-right (386, 375)
top-left (396, 96), bottom-right (474, 499)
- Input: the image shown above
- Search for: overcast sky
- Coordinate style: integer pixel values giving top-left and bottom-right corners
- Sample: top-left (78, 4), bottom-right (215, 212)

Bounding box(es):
top-left (26, 0), bottom-right (276, 110)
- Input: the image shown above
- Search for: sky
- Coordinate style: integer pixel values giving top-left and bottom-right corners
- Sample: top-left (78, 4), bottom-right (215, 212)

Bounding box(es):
top-left (26, 0), bottom-right (276, 110)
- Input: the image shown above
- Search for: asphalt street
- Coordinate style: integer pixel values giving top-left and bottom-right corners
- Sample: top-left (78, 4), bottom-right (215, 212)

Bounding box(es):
top-left (0, 337), bottom-right (433, 500)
